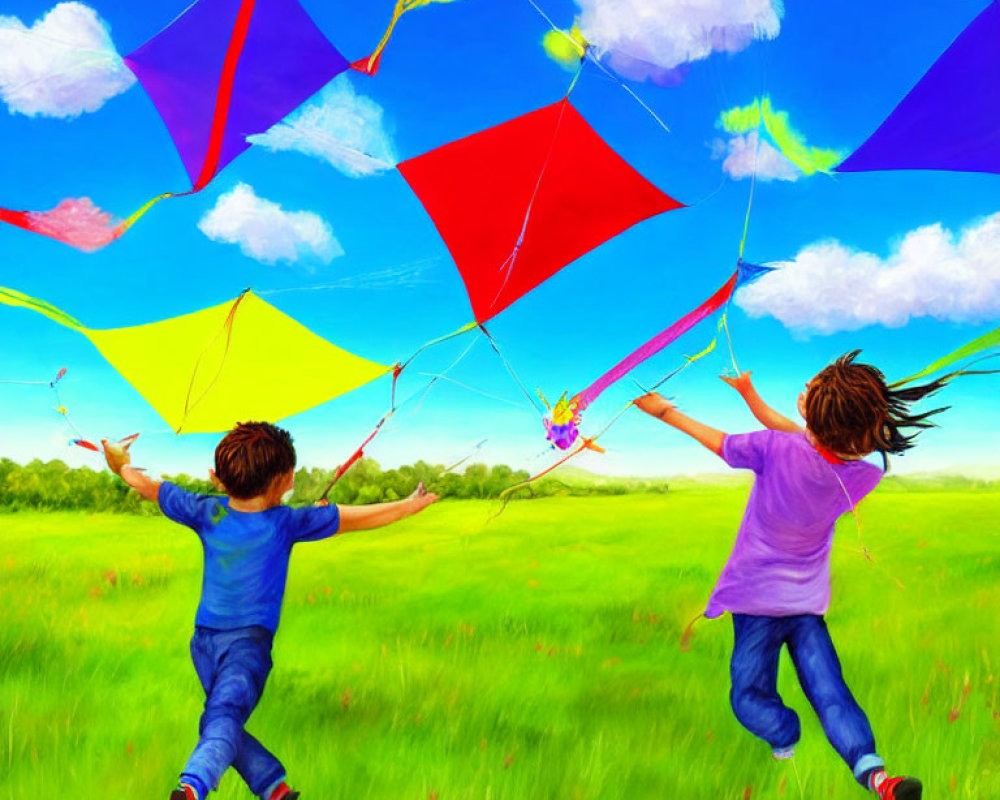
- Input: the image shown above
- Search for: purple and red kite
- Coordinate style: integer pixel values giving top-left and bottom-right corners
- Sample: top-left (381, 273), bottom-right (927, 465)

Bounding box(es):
top-left (1, 0), bottom-right (348, 250)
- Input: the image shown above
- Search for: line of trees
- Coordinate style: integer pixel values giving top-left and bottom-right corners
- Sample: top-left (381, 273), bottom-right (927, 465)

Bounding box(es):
top-left (0, 457), bottom-right (671, 513)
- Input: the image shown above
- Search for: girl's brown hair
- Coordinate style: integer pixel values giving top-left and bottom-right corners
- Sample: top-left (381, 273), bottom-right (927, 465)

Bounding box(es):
top-left (804, 350), bottom-right (947, 467)
top-left (214, 421), bottom-right (296, 499)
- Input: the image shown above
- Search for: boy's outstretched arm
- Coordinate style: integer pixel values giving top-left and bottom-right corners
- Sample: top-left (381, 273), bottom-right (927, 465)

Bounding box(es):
top-left (635, 393), bottom-right (724, 456)
top-left (102, 439), bottom-right (161, 502)
top-left (338, 485), bottom-right (438, 533)
top-left (721, 372), bottom-right (804, 433)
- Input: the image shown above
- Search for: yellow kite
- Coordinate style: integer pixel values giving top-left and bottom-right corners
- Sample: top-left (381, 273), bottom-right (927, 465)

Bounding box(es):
top-left (0, 286), bottom-right (391, 433)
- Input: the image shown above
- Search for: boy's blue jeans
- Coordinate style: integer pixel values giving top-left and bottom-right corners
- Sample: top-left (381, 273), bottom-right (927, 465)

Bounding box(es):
top-left (180, 626), bottom-right (286, 799)
top-left (730, 614), bottom-right (884, 786)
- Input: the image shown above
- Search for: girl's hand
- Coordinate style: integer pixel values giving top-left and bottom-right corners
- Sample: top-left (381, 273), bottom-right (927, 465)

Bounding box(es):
top-left (634, 392), bottom-right (675, 419)
top-left (408, 482), bottom-right (439, 513)
top-left (721, 371), bottom-right (754, 394)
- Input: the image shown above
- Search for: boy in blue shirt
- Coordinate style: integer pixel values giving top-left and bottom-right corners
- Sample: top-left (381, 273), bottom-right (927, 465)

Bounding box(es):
top-left (103, 421), bottom-right (438, 800)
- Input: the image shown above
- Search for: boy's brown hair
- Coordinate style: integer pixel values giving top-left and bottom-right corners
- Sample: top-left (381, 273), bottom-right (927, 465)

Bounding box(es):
top-left (804, 350), bottom-right (947, 466)
top-left (215, 422), bottom-right (296, 499)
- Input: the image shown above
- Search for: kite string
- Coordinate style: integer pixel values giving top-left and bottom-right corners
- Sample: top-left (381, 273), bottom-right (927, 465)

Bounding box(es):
top-left (583, 53), bottom-right (672, 135)
top-left (717, 99), bottom-right (764, 378)
top-left (0, 26), bottom-right (123, 59)
top-left (319, 320), bottom-right (482, 501)
top-left (394, 320), bottom-right (479, 406)
top-left (521, 0), bottom-right (672, 135)
top-left (478, 324), bottom-right (545, 416)
top-left (416, 373), bottom-right (526, 409)
top-left (410, 333), bottom-right (479, 415)
top-left (255, 258), bottom-right (437, 295)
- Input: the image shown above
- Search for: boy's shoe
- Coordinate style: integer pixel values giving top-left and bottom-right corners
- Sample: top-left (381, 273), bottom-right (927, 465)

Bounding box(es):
top-left (268, 782), bottom-right (300, 800)
top-left (772, 746), bottom-right (795, 760)
top-left (170, 786), bottom-right (199, 800)
top-left (876, 775), bottom-right (922, 800)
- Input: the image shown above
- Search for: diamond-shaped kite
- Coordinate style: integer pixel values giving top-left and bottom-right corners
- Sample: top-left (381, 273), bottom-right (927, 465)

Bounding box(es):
top-left (125, 0), bottom-right (349, 190)
top-left (398, 98), bottom-right (685, 323)
top-left (0, 286), bottom-right (390, 434)
top-left (838, 2), bottom-right (1000, 175)
top-left (0, 0), bottom-right (350, 251)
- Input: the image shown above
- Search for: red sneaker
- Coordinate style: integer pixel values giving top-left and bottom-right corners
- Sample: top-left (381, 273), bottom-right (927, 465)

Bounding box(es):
top-left (877, 775), bottom-right (922, 800)
top-left (268, 782), bottom-right (301, 800)
top-left (169, 786), bottom-right (199, 800)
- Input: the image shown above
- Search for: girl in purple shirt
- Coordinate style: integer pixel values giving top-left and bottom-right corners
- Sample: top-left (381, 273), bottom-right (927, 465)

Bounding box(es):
top-left (636, 351), bottom-right (946, 800)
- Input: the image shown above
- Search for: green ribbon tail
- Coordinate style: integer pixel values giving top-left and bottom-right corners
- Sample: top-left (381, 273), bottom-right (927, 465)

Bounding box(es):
top-left (892, 325), bottom-right (1000, 387)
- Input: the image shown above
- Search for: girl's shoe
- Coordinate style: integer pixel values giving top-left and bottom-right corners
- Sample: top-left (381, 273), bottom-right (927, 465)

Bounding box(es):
top-left (268, 782), bottom-right (300, 800)
top-left (876, 775), bottom-right (922, 800)
top-left (170, 786), bottom-right (199, 800)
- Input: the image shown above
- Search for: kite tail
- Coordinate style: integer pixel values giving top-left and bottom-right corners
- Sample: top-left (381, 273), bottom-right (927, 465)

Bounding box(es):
top-left (891, 325), bottom-right (1000, 387)
top-left (352, 0), bottom-right (459, 76)
top-left (0, 286), bottom-right (85, 330)
top-left (319, 407), bottom-right (395, 502)
top-left (575, 270), bottom-right (740, 413)
top-left (491, 436), bottom-right (604, 518)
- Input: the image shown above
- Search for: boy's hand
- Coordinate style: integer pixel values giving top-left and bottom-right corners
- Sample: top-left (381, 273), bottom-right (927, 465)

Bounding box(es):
top-left (721, 371), bottom-right (754, 394)
top-left (634, 392), bottom-right (675, 419)
top-left (408, 482), bottom-right (439, 513)
top-left (101, 437), bottom-right (133, 476)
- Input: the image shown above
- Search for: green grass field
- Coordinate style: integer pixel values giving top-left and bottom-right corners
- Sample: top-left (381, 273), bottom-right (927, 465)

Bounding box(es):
top-left (2, 487), bottom-right (999, 799)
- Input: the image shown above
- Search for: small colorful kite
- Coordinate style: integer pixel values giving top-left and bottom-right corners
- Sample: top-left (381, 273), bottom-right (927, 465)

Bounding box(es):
top-left (838, 2), bottom-right (1000, 175)
top-left (0, 286), bottom-right (390, 434)
top-left (399, 98), bottom-right (684, 323)
top-left (0, 0), bottom-right (348, 250)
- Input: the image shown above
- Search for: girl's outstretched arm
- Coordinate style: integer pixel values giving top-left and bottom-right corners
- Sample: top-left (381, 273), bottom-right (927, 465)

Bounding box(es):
top-left (635, 393), bottom-right (724, 456)
top-left (721, 372), bottom-right (804, 433)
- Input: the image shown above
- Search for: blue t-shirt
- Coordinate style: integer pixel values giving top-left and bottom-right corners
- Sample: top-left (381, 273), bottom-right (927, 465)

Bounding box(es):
top-left (159, 482), bottom-right (341, 633)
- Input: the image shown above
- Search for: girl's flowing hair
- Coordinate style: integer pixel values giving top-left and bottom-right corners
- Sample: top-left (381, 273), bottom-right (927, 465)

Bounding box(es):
top-left (804, 350), bottom-right (949, 468)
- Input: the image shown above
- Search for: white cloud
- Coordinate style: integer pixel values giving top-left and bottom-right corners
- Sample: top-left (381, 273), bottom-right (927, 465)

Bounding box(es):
top-left (247, 75), bottom-right (397, 178)
top-left (714, 131), bottom-right (801, 181)
top-left (0, 2), bottom-right (134, 118)
top-left (576, 0), bottom-right (782, 85)
top-left (198, 183), bottom-right (343, 265)
top-left (737, 213), bottom-right (1000, 334)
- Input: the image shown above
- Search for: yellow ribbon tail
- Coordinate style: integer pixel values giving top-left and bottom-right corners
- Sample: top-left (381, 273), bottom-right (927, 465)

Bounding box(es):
top-left (114, 192), bottom-right (177, 238)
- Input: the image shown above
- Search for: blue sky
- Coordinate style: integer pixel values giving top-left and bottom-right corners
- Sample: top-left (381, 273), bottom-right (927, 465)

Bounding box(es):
top-left (0, 0), bottom-right (998, 479)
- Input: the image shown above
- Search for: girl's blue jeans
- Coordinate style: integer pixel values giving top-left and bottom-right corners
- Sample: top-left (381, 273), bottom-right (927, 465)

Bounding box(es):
top-left (180, 626), bottom-right (286, 799)
top-left (730, 614), bottom-right (884, 786)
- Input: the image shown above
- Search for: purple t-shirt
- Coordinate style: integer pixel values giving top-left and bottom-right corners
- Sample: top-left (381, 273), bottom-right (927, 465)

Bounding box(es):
top-left (705, 430), bottom-right (883, 619)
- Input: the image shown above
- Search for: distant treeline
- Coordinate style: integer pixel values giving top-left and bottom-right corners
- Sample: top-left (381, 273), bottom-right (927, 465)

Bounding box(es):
top-left (0, 457), bottom-right (672, 513)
